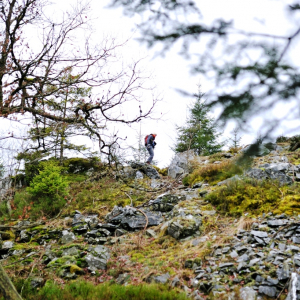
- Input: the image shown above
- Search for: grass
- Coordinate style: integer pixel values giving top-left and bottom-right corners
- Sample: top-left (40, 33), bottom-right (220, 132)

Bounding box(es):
top-left (183, 159), bottom-right (245, 186)
top-left (205, 177), bottom-right (300, 216)
top-left (3, 281), bottom-right (189, 300)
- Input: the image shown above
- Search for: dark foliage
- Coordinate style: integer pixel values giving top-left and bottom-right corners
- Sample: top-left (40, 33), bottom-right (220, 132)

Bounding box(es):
top-left (174, 90), bottom-right (223, 155)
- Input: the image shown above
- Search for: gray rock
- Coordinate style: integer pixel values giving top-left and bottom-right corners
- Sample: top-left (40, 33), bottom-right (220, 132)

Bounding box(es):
top-left (91, 245), bottom-right (110, 260)
top-left (19, 230), bottom-right (30, 243)
top-left (154, 273), bottom-right (170, 284)
top-left (130, 162), bottom-right (160, 179)
top-left (217, 175), bottom-right (241, 186)
top-left (250, 230), bottom-right (268, 238)
top-left (72, 212), bottom-right (85, 227)
top-left (237, 254), bottom-right (249, 262)
top-left (168, 165), bottom-right (185, 179)
top-left (135, 171), bottom-right (144, 179)
top-left (61, 231), bottom-right (76, 244)
top-left (62, 247), bottom-right (79, 257)
top-left (192, 236), bottom-right (208, 246)
top-left (171, 276), bottom-right (180, 287)
top-left (108, 206), bottom-right (163, 230)
top-left (219, 263), bottom-right (234, 268)
top-left (258, 286), bottom-right (277, 297)
top-left (167, 216), bottom-right (201, 240)
top-left (168, 150), bottom-right (196, 179)
top-left (276, 262), bottom-right (290, 281)
top-left (230, 251), bottom-right (238, 258)
top-left (265, 169), bottom-right (293, 185)
top-left (239, 287), bottom-right (257, 300)
top-left (268, 219), bottom-right (288, 227)
top-left (85, 254), bottom-right (107, 271)
top-left (151, 193), bottom-right (185, 212)
top-left (278, 243), bottom-right (286, 251)
top-left (1, 241), bottom-right (14, 249)
top-left (30, 277), bottom-right (44, 289)
top-left (249, 258), bottom-right (260, 266)
top-left (115, 229), bottom-right (127, 236)
top-left (265, 163), bottom-right (291, 172)
top-left (146, 229), bottom-right (156, 237)
top-left (246, 168), bottom-right (268, 180)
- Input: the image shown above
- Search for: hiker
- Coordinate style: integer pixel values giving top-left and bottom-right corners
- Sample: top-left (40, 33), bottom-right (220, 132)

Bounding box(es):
top-left (145, 133), bottom-right (157, 164)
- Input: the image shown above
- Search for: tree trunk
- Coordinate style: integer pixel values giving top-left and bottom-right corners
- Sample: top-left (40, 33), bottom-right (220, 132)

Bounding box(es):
top-left (0, 264), bottom-right (23, 300)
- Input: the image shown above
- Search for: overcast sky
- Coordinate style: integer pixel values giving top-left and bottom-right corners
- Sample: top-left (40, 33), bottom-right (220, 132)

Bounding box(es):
top-left (3, 0), bottom-right (300, 169)
top-left (79, 0), bottom-right (300, 167)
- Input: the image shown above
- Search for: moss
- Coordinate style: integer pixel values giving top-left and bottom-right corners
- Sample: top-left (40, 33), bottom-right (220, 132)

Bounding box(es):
top-left (184, 159), bottom-right (244, 187)
top-left (0, 231), bottom-right (15, 240)
top-left (69, 264), bottom-right (83, 274)
top-left (205, 178), bottom-right (289, 216)
top-left (47, 256), bottom-right (77, 268)
top-left (59, 244), bottom-right (83, 250)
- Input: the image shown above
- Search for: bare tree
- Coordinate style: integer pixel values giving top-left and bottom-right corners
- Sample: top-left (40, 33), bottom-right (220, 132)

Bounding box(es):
top-left (0, 0), bottom-right (159, 158)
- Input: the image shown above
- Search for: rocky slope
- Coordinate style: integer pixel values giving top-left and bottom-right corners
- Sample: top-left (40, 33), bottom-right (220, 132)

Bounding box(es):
top-left (1, 142), bottom-right (300, 299)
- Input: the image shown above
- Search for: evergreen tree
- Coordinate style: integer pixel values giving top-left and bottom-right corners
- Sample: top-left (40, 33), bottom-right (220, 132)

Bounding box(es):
top-left (21, 70), bottom-right (91, 163)
top-left (175, 91), bottom-right (223, 156)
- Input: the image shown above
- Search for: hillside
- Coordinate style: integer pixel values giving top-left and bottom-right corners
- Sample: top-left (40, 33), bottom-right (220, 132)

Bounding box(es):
top-left (1, 141), bottom-right (300, 299)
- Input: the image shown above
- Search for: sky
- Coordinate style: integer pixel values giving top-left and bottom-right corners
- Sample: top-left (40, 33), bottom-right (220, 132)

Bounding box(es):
top-left (2, 0), bottom-right (300, 169)
top-left (77, 0), bottom-right (300, 167)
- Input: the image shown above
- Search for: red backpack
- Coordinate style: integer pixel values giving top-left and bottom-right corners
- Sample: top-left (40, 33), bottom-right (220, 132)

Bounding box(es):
top-left (144, 135), bottom-right (149, 146)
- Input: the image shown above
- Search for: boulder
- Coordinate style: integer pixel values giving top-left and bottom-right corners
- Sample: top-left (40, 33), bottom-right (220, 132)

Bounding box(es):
top-left (61, 231), bottom-right (76, 244)
top-left (85, 254), bottom-right (107, 271)
top-left (130, 162), bottom-right (160, 179)
top-left (107, 206), bottom-right (163, 230)
top-left (167, 216), bottom-right (202, 240)
top-left (168, 150), bottom-right (196, 179)
top-left (239, 287), bottom-right (257, 300)
top-left (151, 193), bottom-right (186, 212)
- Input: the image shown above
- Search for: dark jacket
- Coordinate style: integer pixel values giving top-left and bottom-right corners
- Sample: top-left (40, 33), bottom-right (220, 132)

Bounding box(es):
top-left (146, 134), bottom-right (156, 148)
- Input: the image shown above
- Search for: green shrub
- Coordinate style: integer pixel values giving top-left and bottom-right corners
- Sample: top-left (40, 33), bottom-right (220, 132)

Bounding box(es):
top-left (276, 135), bottom-right (289, 143)
top-left (63, 157), bottom-right (102, 174)
top-left (7, 280), bottom-right (189, 300)
top-left (26, 161), bottom-right (69, 217)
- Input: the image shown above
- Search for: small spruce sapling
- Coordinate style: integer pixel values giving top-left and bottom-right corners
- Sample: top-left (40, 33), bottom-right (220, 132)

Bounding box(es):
top-left (27, 161), bottom-right (69, 216)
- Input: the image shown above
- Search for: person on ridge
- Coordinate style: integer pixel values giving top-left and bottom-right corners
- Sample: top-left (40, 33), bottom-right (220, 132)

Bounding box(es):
top-left (145, 133), bottom-right (157, 164)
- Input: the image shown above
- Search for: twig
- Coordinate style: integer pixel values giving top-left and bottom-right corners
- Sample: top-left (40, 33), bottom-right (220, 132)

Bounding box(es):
top-left (276, 278), bottom-right (290, 300)
top-left (272, 222), bottom-right (300, 239)
top-left (125, 192), bottom-right (133, 206)
top-left (4, 252), bottom-right (38, 267)
top-left (135, 208), bottom-right (149, 249)
top-left (20, 251), bottom-right (45, 296)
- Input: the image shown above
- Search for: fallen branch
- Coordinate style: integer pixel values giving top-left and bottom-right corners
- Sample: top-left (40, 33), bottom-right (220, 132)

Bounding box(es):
top-left (272, 222), bottom-right (300, 239)
top-left (0, 221), bottom-right (45, 231)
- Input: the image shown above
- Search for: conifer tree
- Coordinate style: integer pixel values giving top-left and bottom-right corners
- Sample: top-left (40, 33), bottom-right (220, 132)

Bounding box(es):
top-left (20, 70), bottom-right (91, 163)
top-left (175, 90), bottom-right (223, 155)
